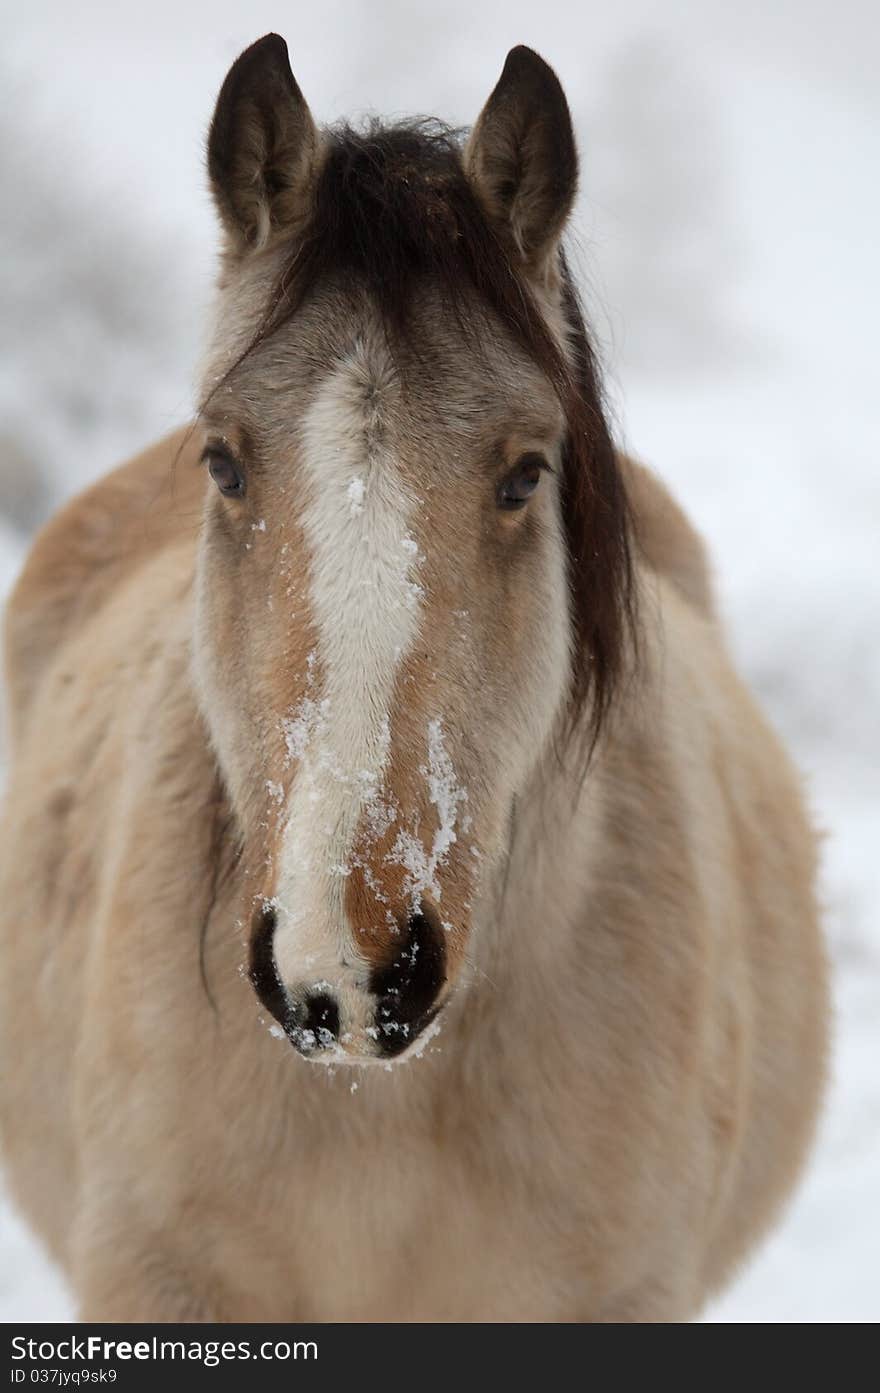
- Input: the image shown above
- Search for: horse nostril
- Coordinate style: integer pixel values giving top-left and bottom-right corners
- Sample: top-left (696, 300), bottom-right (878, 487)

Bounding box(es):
top-left (370, 907), bottom-right (446, 1057)
top-left (288, 991), bottom-right (340, 1056)
top-left (248, 903), bottom-right (289, 1030)
top-left (248, 907), bottom-right (341, 1056)
top-left (301, 992), bottom-right (340, 1048)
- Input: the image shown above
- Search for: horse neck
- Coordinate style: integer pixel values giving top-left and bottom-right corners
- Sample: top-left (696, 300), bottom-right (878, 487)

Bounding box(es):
top-left (447, 732), bottom-right (601, 1074)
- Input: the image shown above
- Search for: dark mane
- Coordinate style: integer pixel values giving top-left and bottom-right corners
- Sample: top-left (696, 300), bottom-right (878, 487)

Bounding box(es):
top-left (228, 119), bottom-right (636, 755)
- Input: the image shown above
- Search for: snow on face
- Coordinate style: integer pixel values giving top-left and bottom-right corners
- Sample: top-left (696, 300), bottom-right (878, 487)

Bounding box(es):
top-left (270, 350), bottom-right (433, 988)
top-left (386, 720), bottom-right (468, 912)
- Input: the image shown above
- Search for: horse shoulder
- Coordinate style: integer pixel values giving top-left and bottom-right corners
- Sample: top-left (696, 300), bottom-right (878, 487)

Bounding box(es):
top-left (598, 578), bottom-right (827, 1294)
top-left (2, 427), bottom-right (205, 740)
top-left (619, 452), bottom-right (716, 619)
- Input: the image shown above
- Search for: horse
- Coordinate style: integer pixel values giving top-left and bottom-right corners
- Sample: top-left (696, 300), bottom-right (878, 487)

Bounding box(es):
top-left (0, 36), bottom-right (827, 1322)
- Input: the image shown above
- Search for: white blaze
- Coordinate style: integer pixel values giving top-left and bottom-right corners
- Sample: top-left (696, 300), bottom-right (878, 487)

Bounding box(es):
top-left (272, 351), bottom-right (422, 1002)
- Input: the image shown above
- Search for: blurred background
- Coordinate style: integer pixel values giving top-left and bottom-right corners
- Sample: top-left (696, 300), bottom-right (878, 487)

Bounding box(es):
top-left (1, 0), bottom-right (877, 1321)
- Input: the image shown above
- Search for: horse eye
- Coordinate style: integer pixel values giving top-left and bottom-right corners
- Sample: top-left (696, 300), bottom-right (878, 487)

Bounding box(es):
top-left (497, 454), bottom-right (547, 511)
top-left (204, 448), bottom-right (245, 498)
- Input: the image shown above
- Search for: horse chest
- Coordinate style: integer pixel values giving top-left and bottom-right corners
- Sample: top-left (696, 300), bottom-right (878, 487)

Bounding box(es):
top-left (245, 1127), bottom-right (578, 1321)
top-left (194, 1043), bottom-right (589, 1321)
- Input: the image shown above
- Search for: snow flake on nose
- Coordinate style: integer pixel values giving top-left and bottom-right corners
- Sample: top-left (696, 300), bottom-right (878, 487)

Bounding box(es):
top-left (385, 719), bottom-right (468, 911)
top-left (265, 779), bottom-right (284, 805)
top-left (283, 695), bottom-right (331, 766)
top-left (426, 720), bottom-right (469, 855)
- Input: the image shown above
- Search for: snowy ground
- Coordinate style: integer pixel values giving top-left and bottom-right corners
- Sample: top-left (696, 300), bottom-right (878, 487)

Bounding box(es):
top-left (1, 0), bottom-right (877, 1322)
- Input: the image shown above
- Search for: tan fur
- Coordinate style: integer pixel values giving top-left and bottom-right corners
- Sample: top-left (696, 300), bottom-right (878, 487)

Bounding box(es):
top-left (621, 453), bottom-right (716, 617)
top-left (0, 422), bottom-right (827, 1320)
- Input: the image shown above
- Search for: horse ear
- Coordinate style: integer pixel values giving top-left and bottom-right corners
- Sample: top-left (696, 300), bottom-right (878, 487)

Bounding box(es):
top-left (465, 46), bottom-right (577, 279)
top-left (207, 34), bottom-right (318, 254)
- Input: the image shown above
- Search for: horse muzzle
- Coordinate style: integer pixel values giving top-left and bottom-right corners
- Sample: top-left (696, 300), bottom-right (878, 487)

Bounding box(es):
top-left (249, 902), bottom-right (447, 1062)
